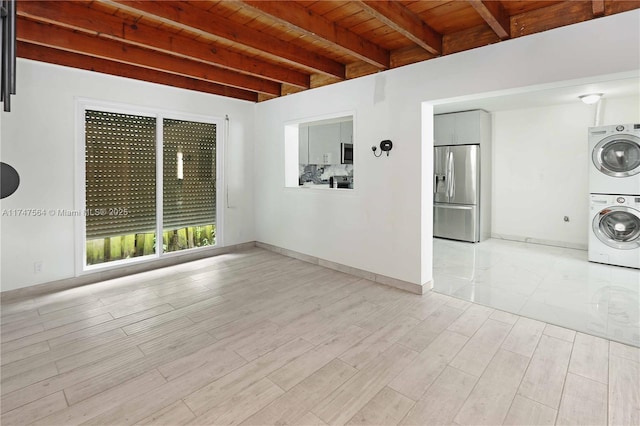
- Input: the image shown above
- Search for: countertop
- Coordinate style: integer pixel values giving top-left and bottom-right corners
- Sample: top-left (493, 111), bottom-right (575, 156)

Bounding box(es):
top-left (300, 182), bottom-right (330, 188)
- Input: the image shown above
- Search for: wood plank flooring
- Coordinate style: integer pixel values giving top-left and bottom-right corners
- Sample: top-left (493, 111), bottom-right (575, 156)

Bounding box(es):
top-left (1, 248), bottom-right (639, 425)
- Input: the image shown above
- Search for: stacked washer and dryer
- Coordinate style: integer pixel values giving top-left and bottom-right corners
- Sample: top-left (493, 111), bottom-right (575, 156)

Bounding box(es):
top-left (588, 124), bottom-right (640, 269)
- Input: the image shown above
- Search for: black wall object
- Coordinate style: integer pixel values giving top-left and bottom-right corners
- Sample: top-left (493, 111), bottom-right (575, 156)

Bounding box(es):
top-left (1, 161), bottom-right (20, 198)
top-left (1, 0), bottom-right (17, 112)
top-left (372, 139), bottom-right (393, 157)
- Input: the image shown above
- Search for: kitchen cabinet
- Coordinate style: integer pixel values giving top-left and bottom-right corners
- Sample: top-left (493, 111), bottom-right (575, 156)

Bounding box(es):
top-left (299, 118), bottom-right (353, 165)
top-left (299, 124), bottom-right (309, 164)
top-left (434, 110), bottom-right (488, 146)
top-left (434, 113), bottom-right (455, 146)
top-left (340, 121), bottom-right (353, 144)
top-left (309, 122), bottom-right (340, 164)
top-left (309, 123), bottom-right (340, 164)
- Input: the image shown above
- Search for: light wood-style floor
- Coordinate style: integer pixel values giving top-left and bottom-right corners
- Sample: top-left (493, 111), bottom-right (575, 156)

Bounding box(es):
top-left (1, 248), bottom-right (638, 426)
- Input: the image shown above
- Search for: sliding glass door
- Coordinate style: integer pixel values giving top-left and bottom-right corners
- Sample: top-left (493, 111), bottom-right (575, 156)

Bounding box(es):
top-left (84, 110), bottom-right (157, 265)
top-left (81, 103), bottom-right (221, 269)
top-left (162, 119), bottom-right (217, 253)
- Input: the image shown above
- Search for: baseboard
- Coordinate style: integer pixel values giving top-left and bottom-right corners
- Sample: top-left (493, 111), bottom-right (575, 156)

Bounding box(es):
top-left (491, 233), bottom-right (587, 251)
top-left (0, 242), bottom-right (257, 302)
top-left (256, 242), bottom-right (425, 295)
top-left (2, 240), bottom-right (427, 301)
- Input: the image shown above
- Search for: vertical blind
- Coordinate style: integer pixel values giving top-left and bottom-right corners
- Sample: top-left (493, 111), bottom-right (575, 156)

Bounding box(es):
top-left (163, 119), bottom-right (217, 230)
top-left (85, 110), bottom-right (156, 239)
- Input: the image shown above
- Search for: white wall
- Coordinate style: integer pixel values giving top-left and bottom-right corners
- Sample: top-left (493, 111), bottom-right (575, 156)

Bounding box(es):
top-left (255, 75), bottom-right (427, 286)
top-left (254, 10), bottom-right (640, 288)
top-left (492, 95), bottom-right (640, 249)
top-left (0, 59), bottom-right (255, 291)
top-left (1, 11), bottom-right (639, 293)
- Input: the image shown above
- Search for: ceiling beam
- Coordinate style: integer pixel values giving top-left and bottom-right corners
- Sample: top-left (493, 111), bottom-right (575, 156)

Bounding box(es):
top-left (592, 0), bottom-right (605, 17)
top-left (236, 0), bottom-right (389, 69)
top-left (17, 17), bottom-right (281, 96)
top-left (105, 0), bottom-right (345, 80)
top-left (511, 1), bottom-right (593, 38)
top-left (467, 0), bottom-right (510, 40)
top-left (353, 0), bottom-right (442, 55)
top-left (444, 24), bottom-right (500, 55)
top-left (17, 0), bottom-right (310, 89)
top-left (391, 45), bottom-right (436, 68)
top-left (17, 42), bottom-right (258, 102)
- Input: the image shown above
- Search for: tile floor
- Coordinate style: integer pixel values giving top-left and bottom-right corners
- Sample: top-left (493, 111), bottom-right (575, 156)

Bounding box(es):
top-left (432, 238), bottom-right (640, 348)
top-left (0, 247), bottom-right (639, 425)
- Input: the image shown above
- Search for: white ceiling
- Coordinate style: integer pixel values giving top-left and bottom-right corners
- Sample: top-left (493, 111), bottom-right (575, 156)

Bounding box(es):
top-left (432, 74), bottom-right (640, 114)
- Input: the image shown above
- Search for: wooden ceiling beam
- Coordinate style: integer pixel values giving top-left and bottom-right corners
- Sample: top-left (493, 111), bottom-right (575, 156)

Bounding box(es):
top-left (391, 45), bottom-right (436, 68)
top-left (443, 24), bottom-right (500, 55)
top-left (236, 1), bottom-right (389, 69)
top-left (17, 0), bottom-right (310, 89)
top-left (354, 0), bottom-right (442, 55)
top-left (467, 0), bottom-right (510, 39)
top-left (17, 42), bottom-right (258, 102)
top-left (105, 0), bottom-right (346, 80)
top-left (511, 1), bottom-right (593, 38)
top-left (592, 0), bottom-right (605, 17)
top-left (17, 17), bottom-right (281, 96)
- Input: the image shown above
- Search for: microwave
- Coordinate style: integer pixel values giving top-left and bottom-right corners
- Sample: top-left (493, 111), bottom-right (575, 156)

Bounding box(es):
top-left (341, 143), bottom-right (353, 164)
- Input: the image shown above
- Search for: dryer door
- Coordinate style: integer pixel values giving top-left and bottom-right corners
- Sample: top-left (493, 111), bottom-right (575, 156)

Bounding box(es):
top-left (592, 134), bottom-right (640, 178)
top-left (593, 206), bottom-right (640, 250)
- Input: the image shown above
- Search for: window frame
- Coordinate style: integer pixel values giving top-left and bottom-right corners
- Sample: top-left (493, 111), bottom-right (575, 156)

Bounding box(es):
top-left (75, 99), bottom-right (225, 275)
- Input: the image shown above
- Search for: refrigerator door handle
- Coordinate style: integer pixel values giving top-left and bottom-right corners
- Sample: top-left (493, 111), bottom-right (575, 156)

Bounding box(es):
top-left (435, 204), bottom-right (473, 210)
top-left (448, 151), bottom-right (455, 199)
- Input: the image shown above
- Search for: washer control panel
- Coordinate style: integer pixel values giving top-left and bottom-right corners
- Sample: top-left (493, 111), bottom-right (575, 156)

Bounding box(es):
top-left (591, 195), bottom-right (640, 208)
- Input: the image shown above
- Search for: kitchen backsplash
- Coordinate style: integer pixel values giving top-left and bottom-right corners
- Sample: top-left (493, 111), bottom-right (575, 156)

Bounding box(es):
top-left (299, 164), bottom-right (353, 184)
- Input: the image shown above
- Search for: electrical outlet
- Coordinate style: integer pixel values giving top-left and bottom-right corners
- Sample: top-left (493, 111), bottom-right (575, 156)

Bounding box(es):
top-left (34, 261), bottom-right (43, 273)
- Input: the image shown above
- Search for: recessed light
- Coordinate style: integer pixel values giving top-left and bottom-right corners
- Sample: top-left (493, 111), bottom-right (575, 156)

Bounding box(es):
top-left (579, 93), bottom-right (603, 104)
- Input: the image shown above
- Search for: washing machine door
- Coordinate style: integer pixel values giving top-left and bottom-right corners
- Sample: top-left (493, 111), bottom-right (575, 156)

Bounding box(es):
top-left (593, 206), bottom-right (640, 249)
top-left (592, 133), bottom-right (640, 178)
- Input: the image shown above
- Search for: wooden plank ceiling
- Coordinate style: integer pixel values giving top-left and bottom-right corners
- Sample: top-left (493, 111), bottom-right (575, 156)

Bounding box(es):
top-left (16, 0), bottom-right (640, 103)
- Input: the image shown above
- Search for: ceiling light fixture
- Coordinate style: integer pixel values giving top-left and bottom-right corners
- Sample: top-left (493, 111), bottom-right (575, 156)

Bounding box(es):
top-left (579, 93), bottom-right (603, 104)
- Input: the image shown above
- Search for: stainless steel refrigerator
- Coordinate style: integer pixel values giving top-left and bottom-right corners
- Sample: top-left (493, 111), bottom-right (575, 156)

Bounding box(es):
top-left (434, 144), bottom-right (481, 242)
